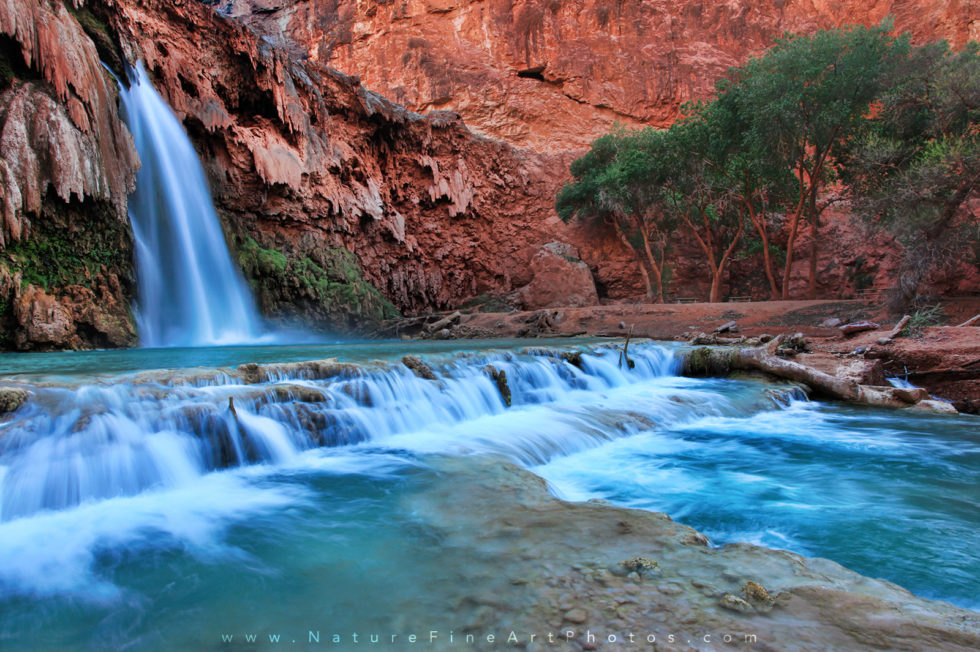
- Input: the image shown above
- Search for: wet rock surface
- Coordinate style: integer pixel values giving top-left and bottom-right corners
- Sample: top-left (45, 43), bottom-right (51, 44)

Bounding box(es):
top-left (406, 456), bottom-right (980, 651)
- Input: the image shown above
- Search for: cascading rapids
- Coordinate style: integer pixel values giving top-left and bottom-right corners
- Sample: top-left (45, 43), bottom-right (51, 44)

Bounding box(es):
top-left (118, 64), bottom-right (265, 347)
top-left (0, 344), bottom-right (798, 521)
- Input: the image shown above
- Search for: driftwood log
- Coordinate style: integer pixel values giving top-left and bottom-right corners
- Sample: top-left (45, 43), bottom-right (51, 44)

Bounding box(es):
top-left (681, 335), bottom-right (957, 414)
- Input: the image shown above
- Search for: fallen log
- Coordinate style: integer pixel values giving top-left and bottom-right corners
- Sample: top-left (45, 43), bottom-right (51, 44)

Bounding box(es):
top-left (680, 336), bottom-right (956, 413)
top-left (713, 320), bottom-right (738, 334)
top-left (424, 310), bottom-right (462, 334)
top-left (840, 321), bottom-right (880, 336)
top-left (683, 336), bottom-right (857, 401)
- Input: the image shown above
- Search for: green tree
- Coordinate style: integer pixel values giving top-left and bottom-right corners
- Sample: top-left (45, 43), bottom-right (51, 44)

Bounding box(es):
top-left (556, 128), bottom-right (678, 302)
top-left (844, 41), bottom-right (980, 307)
top-left (657, 112), bottom-right (749, 303)
top-left (731, 22), bottom-right (908, 298)
top-left (685, 93), bottom-right (794, 299)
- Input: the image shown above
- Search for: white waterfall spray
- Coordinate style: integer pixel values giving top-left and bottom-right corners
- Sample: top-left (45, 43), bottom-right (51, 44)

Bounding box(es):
top-left (118, 64), bottom-right (264, 347)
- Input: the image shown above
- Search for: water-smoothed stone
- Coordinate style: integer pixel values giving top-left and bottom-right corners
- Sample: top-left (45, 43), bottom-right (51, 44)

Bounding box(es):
top-left (0, 387), bottom-right (29, 414)
top-left (402, 456), bottom-right (980, 651)
top-left (742, 581), bottom-right (775, 612)
top-left (401, 355), bottom-right (437, 380)
top-left (256, 384), bottom-right (330, 405)
top-left (909, 399), bottom-right (959, 415)
top-left (562, 608), bottom-right (588, 624)
top-left (613, 557), bottom-right (660, 578)
top-left (483, 364), bottom-right (511, 407)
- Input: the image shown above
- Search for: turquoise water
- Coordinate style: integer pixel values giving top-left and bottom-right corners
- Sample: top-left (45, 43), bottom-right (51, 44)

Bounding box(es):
top-left (535, 384), bottom-right (980, 610)
top-left (0, 341), bottom-right (976, 650)
top-left (0, 338), bottom-right (606, 380)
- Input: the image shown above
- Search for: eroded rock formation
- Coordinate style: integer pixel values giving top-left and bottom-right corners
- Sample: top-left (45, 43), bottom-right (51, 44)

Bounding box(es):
top-left (0, 0), bottom-right (139, 349)
top-left (102, 0), bottom-right (641, 321)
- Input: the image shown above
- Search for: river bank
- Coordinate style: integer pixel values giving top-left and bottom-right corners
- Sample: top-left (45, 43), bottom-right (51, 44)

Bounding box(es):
top-left (379, 298), bottom-right (980, 414)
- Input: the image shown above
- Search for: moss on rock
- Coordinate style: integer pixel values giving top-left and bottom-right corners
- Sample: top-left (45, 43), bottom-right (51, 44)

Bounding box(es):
top-left (234, 234), bottom-right (399, 332)
top-left (681, 346), bottom-right (739, 377)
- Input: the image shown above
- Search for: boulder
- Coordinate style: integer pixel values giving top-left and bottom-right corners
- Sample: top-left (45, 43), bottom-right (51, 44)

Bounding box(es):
top-left (515, 243), bottom-right (598, 310)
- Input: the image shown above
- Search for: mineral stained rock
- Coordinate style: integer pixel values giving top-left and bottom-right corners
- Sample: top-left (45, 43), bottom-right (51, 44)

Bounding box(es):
top-left (224, 0), bottom-right (979, 151)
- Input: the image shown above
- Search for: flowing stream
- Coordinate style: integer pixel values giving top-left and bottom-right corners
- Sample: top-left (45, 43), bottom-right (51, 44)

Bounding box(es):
top-left (118, 64), bottom-right (265, 347)
top-left (0, 341), bottom-right (976, 649)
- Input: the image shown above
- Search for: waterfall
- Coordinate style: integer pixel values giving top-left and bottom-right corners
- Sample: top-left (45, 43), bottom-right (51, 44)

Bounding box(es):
top-left (118, 64), bottom-right (264, 348)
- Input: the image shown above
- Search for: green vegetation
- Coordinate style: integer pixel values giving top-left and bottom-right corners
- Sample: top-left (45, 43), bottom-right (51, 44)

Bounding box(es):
top-left (234, 235), bottom-right (399, 328)
top-left (3, 198), bottom-right (132, 292)
top-left (66, 4), bottom-right (125, 79)
top-left (901, 304), bottom-right (945, 337)
top-left (731, 22), bottom-right (907, 299)
top-left (559, 20), bottom-right (978, 307)
top-left (843, 41), bottom-right (980, 308)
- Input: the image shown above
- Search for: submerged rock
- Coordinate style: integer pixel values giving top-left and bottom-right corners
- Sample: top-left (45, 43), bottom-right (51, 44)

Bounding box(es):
top-left (719, 593), bottom-right (755, 614)
top-left (405, 456), bottom-right (980, 651)
top-left (483, 364), bottom-right (512, 407)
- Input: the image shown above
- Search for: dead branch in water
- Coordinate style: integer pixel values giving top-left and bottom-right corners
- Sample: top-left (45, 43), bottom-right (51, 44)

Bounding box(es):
top-left (619, 324), bottom-right (635, 369)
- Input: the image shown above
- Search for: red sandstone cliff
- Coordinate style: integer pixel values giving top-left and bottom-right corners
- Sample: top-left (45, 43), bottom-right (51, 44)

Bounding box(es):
top-left (0, 0), bottom-right (139, 349)
top-left (219, 0), bottom-right (979, 152)
top-left (219, 0), bottom-right (978, 302)
top-left (1, 0), bottom-right (974, 350)
top-left (103, 0), bottom-right (646, 316)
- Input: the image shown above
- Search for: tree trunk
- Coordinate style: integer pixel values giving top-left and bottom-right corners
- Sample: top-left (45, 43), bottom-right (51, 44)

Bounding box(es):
top-left (709, 273), bottom-right (722, 303)
top-left (748, 206), bottom-right (780, 299)
top-left (714, 217), bottom-right (744, 304)
top-left (639, 227), bottom-right (665, 303)
top-left (780, 192), bottom-right (806, 300)
top-left (807, 185), bottom-right (819, 300)
top-left (742, 178), bottom-right (780, 300)
top-left (680, 338), bottom-right (955, 413)
top-left (614, 225), bottom-right (653, 297)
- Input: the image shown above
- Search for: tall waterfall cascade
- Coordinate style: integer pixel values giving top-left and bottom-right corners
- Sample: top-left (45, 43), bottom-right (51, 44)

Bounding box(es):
top-left (119, 64), bottom-right (264, 347)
